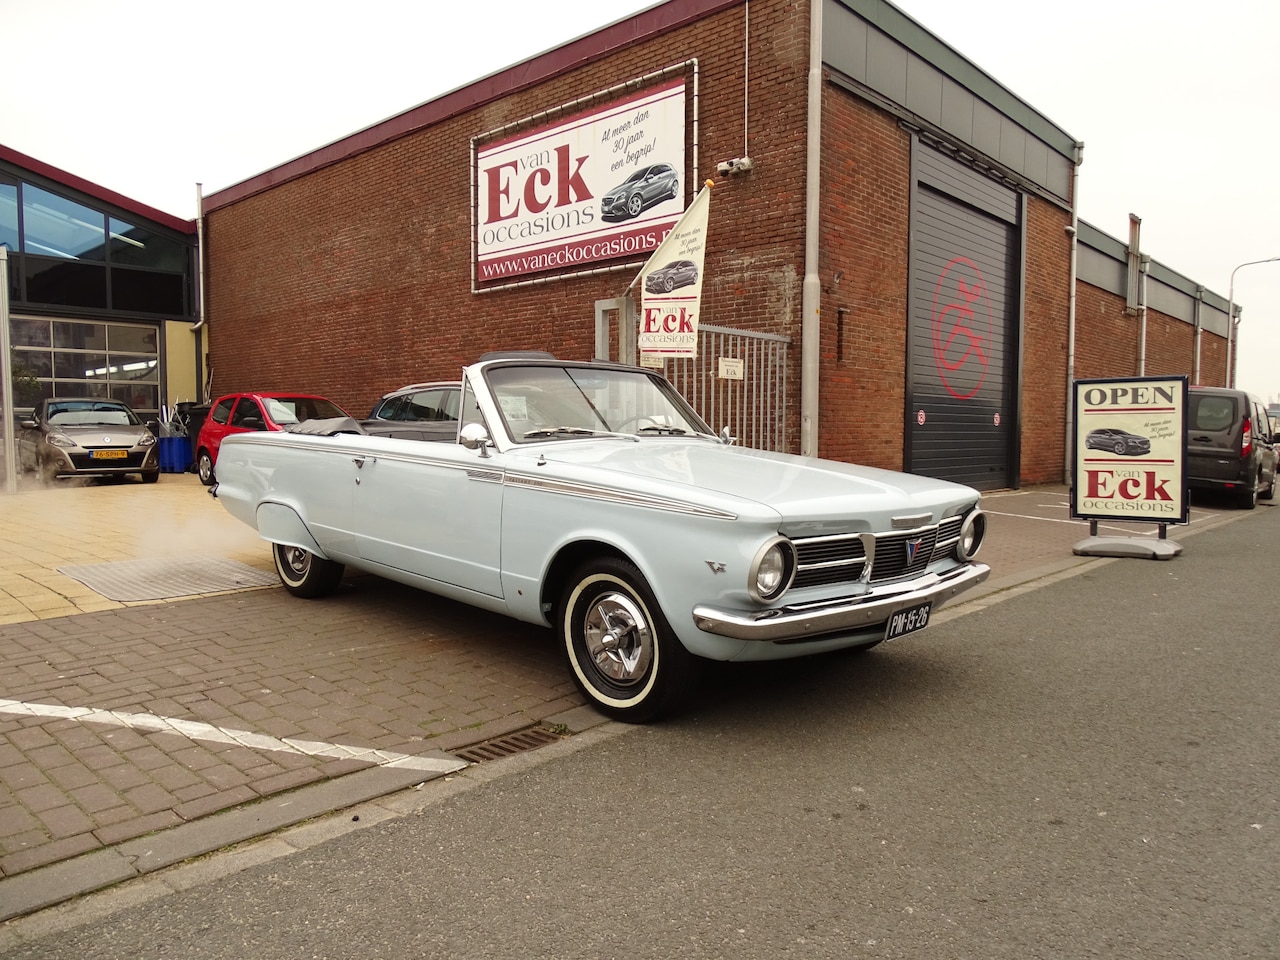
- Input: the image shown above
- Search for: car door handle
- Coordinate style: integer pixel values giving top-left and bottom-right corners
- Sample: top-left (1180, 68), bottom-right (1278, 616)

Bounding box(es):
top-left (353, 456), bottom-right (376, 469)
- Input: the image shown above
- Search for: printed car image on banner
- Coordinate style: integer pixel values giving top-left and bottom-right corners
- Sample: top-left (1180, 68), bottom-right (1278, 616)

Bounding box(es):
top-left (638, 181), bottom-right (711, 360)
top-left (1071, 375), bottom-right (1189, 524)
top-left (475, 80), bottom-right (686, 283)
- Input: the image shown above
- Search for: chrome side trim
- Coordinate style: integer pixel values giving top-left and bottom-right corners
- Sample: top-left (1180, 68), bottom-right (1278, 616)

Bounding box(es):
top-left (503, 473), bottom-right (739, 520)
top-left (691, 562), bottom-right (990, 642)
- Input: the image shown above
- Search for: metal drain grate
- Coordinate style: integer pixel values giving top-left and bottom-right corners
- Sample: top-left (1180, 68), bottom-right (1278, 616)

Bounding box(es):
top-left (57, 556), bottom-right (279, 602)
top-left (453, 725), bottom-right (564, 763)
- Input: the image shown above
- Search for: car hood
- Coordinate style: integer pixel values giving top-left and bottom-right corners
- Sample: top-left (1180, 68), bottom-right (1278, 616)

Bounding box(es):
top-left (513, 438), bottom-right (980, 530)
top-left (52, 424), bottom-right (151, 445)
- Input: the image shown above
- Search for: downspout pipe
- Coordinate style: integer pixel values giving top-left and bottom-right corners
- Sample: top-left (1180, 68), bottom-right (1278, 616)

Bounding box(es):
top-left (191, 183), bottom-right (207, 332)
top-left (1063, 142), bottom-right (1083, 486)
top-left (800, 0), bottom-right (823, 457)
top-left (1137, 254), bottom-right (1150, 375)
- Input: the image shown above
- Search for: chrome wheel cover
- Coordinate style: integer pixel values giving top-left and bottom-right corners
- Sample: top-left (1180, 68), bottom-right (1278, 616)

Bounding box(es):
top-left (581, 590), bottom-right (653, 684)
top-left (281, 546), bottom-right (311, 579)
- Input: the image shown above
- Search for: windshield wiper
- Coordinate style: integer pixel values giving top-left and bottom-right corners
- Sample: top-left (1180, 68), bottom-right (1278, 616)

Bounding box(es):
top-left (522, 426), bottom-right (597, 439)
top-left (522, 426), bottom-right (640, 442)
top-left (635, 425), bottom-right (688, 436)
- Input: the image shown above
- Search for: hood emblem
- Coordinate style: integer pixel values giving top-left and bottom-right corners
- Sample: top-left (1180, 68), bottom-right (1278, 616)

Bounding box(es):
top-left (904, 537), bottom-right (924, 563)
top-left (705, 561), bottom-right (726, 574)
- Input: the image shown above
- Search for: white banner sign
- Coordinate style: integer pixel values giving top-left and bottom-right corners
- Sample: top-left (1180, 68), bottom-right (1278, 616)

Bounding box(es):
top-left (475, 80), bottom-right (686, 282)
top-left (638, 181), bottom-right (711, 360)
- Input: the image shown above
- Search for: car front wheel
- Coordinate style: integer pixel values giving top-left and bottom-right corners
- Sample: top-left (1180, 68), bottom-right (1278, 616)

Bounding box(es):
top-left (273, 543), bottom-right (345, 598)
top-left (196, 449), bottom-right (216, 485)
top-left (557, 557), bottom-right (694, 723)
top-left (626, 194), bottom-right (644, 218)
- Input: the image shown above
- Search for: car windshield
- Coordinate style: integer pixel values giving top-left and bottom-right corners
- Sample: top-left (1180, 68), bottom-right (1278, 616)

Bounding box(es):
top-left (262, 397), bottom-right (347, 424)
top-left (47, 401), bottom-right (138, 427)
top-left (484, 365), bottom-right (711, 443)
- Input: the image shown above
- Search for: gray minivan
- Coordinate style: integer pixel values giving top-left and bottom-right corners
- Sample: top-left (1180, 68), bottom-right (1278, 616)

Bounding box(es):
top-left (1186, 386), bottom-right (1278, 509)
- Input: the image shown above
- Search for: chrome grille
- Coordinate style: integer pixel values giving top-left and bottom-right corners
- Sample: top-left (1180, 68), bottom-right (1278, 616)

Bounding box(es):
top-left (792, 534), bottom-right (867, 589)
top-left (791, 516), bottom-right (964, 589)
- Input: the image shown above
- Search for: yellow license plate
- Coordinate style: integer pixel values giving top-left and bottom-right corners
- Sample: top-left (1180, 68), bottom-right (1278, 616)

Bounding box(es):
top-left (91, 449), bottom-right (128, 459)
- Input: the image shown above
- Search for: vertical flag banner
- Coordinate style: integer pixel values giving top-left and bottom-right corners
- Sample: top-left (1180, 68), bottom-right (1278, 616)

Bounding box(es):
top-left (638, 181), bottom-right (712, 360)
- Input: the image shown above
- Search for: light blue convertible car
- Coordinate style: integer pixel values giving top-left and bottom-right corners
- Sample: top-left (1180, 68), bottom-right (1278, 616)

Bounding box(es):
top-left (212, 354), bottom-right (989, 721)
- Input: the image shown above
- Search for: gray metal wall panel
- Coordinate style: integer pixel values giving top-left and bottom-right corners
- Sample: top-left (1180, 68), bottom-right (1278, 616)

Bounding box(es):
top-left (866, 28), bottom-right (908, 103)
top-left (906, 55), bottom-right (944, 125)
top-left (1077, 244), bottom-right (1125, 296)
top-left (939, 77), bottom-right (973, 142)
top-left (1148, 281), bottom-right (1194, 324)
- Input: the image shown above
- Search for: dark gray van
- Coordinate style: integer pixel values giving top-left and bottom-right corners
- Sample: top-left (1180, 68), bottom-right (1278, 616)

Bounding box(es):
top-left (1186, 386), bottom-right (1278, 509)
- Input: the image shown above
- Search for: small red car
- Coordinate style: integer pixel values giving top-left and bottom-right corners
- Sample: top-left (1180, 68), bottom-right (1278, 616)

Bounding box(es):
top-left (196, 392), bottom-right (348, 485)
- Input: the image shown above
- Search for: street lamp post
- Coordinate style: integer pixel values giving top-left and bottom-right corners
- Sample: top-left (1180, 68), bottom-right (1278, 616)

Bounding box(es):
top-left (1225, 256), bottom-right (1280, 388)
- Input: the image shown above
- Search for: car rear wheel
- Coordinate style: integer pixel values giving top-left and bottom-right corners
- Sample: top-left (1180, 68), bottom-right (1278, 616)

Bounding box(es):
top-left (557, 557), bottom-right (694, 723)
top-left (196, 449), bottom-right (215, 485)
top-left (1262, 472), bottom-right (1276, 501)
top-left (273, 543), bottom-right (345, 598)
top-left (1235, 476), bottom-right (1258, 510)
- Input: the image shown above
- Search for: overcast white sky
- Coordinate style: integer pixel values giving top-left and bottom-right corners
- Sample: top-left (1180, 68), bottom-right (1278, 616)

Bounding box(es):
top-left (3, 0), bottom-right (1277, 400)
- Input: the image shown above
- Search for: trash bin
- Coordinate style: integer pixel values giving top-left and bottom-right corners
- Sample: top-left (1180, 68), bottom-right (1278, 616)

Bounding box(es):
top-left (158, 436), bottom-right (193, 473)
top-left (185, 403), bottom-right (211, 465)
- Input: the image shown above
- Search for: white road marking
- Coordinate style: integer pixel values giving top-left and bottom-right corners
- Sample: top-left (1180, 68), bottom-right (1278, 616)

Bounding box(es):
top-left (0, 698), bottom-right (467, 774)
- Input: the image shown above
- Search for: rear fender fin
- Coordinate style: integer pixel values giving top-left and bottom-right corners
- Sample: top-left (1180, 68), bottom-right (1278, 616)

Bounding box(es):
top-left (255, 501), bottom-right (329, 559)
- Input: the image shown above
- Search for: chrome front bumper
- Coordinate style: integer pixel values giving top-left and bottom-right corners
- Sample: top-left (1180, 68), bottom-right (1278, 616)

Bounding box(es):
top-left (691, 562), bottom-right (990, 642)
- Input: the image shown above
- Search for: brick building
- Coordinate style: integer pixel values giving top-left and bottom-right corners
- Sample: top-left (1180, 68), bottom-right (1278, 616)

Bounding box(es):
top-left (197, 0), bottom-right (1233, 490)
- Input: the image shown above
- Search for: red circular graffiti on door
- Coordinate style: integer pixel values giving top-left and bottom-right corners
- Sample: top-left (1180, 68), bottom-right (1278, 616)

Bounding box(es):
top-left (930, 257), bottom-right (991, 400)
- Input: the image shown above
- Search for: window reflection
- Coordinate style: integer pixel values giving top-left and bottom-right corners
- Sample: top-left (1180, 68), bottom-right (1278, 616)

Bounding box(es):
top-left (23, 186), bottom-right (105, 260)
top-left (1, 183), bottom-right (17, 250)
top-left (109, 218), bottom-right (186, 271)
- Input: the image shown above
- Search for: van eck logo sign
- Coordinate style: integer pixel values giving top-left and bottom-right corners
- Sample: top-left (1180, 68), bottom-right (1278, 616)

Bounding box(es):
top-left (1071, 377), bottom-right (1188, 525)
top-left (483, 146), bottom-right (594, 224)
top-left (474, 80), bottom-right (687, 283)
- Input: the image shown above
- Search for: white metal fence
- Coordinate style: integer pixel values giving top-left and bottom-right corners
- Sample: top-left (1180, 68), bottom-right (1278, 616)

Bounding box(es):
top-left (661, 323), bottom-right (790, 453)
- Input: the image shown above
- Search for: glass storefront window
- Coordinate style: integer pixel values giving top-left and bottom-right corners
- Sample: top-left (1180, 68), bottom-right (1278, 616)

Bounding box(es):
top-left (23, 186), bottom-right (105, 261)
top-left (55, 351), bottom-right (108, 379)
top-left (11, 317), bottom-right (51, 347)
top-left (8, 316), bottom-right (161, 415)
top-left (54, 321), bottom-right (108, 351)
top-left (109, 324), bottom-right (158, 353)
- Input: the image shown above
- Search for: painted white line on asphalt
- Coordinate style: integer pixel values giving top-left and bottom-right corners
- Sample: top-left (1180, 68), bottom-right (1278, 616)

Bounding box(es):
top-left (0, 698), bottom-right (467, 774)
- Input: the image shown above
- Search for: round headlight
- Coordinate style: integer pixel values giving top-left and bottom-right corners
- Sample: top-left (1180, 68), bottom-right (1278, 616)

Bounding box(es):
top-left (749, 538), bottom-right (796, 603)
top-left (958, 509), bottom-right (986, 560)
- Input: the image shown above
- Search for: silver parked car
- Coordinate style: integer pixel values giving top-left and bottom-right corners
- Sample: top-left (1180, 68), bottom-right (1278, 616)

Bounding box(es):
top-left (19, 397), bottom-right (160, 483)
top-left (211, 355), bottom-right (989, 721)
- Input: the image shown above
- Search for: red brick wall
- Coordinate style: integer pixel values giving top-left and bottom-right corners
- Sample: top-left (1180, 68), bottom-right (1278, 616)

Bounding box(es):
top-left (1021, 197), bottom-right (1072, 484)
top-left (1074, 281), bottom-right (1227, 387)
top-left (816, 92), bottom-right (911, 470)
top-left (204, 0), bottom-right (811, 424)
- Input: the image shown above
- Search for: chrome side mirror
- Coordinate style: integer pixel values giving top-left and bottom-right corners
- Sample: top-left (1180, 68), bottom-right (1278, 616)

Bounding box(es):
top-left (459, 422), bottom-right (493, 458)
top-left (719, 425), bottom-right (737, 446)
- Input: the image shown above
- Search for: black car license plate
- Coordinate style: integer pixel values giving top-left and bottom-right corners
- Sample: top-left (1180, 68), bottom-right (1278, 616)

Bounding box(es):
top-left (885, 601), bottom-right (932, 641)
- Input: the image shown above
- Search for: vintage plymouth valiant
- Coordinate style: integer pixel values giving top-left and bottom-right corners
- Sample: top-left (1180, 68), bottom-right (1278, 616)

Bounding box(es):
top-left (211, 355), bottom-right (989, 721)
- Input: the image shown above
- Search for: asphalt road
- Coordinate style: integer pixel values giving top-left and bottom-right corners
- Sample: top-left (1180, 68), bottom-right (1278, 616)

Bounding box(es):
top-left (2, 504), bottom-right (1277, 959)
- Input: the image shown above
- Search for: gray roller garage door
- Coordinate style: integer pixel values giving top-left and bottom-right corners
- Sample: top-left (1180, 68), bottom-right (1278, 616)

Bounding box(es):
top-left (907, 144), bottom-right (1020, 490)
